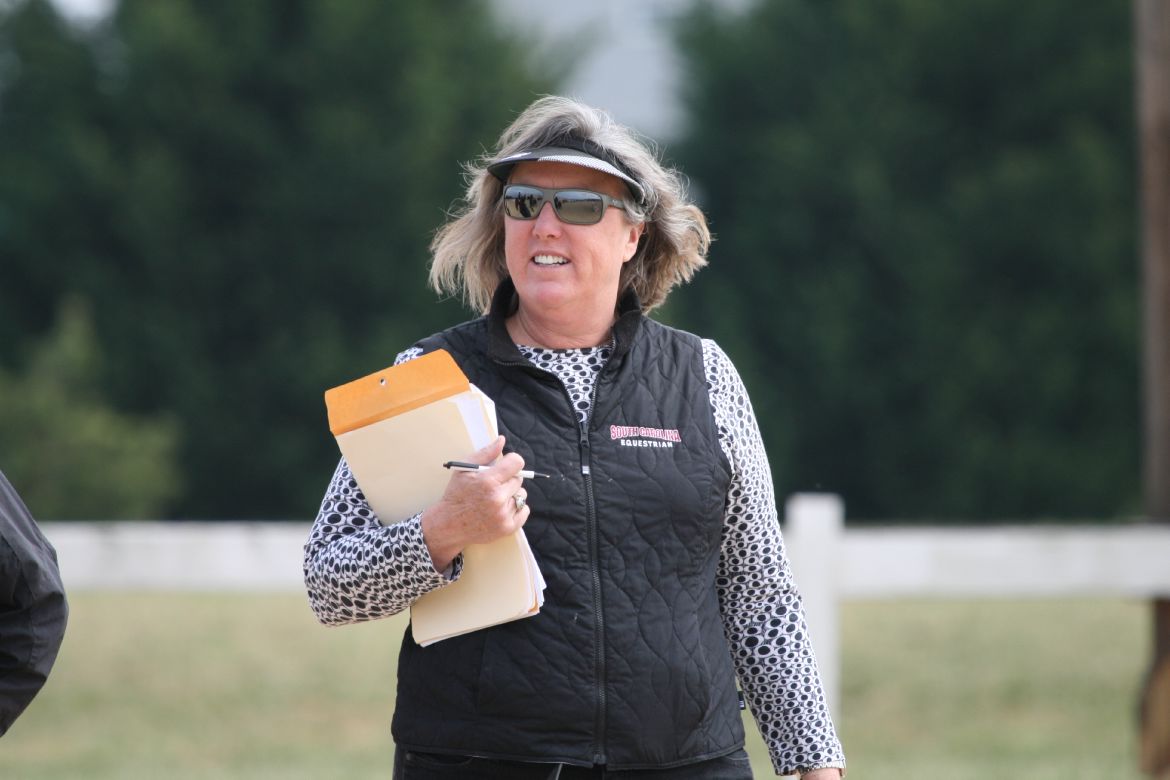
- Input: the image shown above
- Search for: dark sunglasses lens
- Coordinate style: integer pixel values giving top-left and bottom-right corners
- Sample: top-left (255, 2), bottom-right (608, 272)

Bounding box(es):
top-left (553, 191), bottom-right (605, 224)
top-left (503, 186), bottom-right (545, 219)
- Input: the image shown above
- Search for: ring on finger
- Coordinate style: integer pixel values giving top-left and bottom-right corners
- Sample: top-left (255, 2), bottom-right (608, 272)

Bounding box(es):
top-left (513, 493), bottom-right (527, 511)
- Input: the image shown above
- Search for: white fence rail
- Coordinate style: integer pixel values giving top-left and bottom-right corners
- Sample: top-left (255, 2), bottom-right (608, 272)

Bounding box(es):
top-left (783, 494), bottom-right (1170, 715)
top-left (43, 521), bottom-right (308, 592)
top-left (41, 499), bottom-right (1170, 718)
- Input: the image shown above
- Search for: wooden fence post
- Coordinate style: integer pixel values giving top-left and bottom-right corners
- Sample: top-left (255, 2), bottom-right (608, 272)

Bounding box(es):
top-left (784, 493), bottom-right (844, 719)
top-left (1136, 0), bottom-right (1170, 776)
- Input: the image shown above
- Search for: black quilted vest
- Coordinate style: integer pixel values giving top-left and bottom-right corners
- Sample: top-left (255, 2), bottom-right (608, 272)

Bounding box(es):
top-left (391, 280), bottom-right (741, 769)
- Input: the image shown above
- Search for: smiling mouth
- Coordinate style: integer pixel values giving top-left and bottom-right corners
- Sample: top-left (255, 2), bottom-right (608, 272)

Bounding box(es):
top-left (533, 254), bottom-right (569, 266)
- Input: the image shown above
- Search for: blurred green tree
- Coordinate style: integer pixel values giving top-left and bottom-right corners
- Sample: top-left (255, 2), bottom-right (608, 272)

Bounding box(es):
top-left (671, 0), bottom-right (1138, 520)
top-left (0, 0), bottom-right (554, 517)
top-left (0, 296), bottom-right (181, 518)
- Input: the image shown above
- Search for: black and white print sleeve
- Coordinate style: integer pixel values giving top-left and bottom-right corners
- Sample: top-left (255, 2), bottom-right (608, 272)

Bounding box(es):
top-left (303, 347), bottom-right (463, 626)
top-left (703, 339), bottom-right (846, 776)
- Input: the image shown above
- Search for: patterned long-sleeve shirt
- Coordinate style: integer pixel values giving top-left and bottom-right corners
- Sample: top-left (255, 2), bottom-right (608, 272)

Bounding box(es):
top-left (304, 339), bottom-right (845, 776)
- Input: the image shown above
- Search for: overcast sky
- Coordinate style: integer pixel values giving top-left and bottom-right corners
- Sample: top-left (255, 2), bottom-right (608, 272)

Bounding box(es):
top-left (49, 0), bottom-right (113, 23)
top-left (41, 0), bottom-right (750, 140)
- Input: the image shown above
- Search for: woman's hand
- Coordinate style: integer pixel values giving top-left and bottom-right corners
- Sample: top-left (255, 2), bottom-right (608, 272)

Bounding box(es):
top-left (420, 435), bottom-right (531, 572)
top-left (801, 769), bottom-right (843, 779)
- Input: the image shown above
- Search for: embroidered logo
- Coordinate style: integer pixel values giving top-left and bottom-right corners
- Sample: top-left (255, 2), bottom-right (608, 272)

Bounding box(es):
top-left (609, 424), bottom-right (682, 449)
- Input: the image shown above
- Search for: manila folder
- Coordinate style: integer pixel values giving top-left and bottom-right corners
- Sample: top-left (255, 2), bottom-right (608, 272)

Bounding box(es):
top-left (324, 349), bottom-right (542, 646)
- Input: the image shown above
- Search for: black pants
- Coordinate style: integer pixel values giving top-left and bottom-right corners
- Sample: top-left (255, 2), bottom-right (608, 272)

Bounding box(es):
top-left (393, 748), bottom-right (754, 780)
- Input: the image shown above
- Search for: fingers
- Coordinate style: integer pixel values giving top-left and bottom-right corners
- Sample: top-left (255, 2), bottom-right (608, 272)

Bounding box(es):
top-left (467, 469), bottom-right (530, 534)
top-left (512, 501), bottom-right (531, 531)
top-left (423, 434), bottom-right (536, 568)
top-left (460, 436), bottom-right (526, 481)
top-left (425, 435), bottom-right (533, 556)
top-left (465, 435), bottom-right (506, 466)
top-left (494, 451), bottom-right (527, 483)
top-left (508, 488), bottom-right (531, 530)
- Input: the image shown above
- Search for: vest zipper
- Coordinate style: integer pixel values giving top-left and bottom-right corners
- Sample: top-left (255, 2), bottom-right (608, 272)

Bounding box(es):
top-left (578, 420), bottom-right (606, 765)
top-left (498, 352), bottom-right (609, 764)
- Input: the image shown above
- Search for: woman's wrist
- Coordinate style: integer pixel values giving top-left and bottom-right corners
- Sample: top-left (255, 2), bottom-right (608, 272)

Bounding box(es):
top-left (419, 505), bottom-right (462, 573)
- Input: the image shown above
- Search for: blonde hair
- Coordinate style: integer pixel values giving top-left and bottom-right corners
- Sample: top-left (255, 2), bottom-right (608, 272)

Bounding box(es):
top-left (429, 96), bottom-right (711, 314)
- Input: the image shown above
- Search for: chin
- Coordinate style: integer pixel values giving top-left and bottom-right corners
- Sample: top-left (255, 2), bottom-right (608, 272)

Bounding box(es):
top-left (520, 289), bottom-right (575, 312)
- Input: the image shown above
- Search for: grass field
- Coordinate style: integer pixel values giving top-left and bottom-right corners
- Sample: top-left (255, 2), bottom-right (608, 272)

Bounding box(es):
top-left (0, 594), bottom-right (1149, 779)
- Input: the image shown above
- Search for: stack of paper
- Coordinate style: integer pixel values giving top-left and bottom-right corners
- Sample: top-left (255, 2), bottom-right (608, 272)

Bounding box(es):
top-left (325, 349), bottom-right (545, 645)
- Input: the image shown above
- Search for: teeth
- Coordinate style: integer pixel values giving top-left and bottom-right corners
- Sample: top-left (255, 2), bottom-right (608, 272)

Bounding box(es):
top-left (533, 255), bottom-right (569, 266)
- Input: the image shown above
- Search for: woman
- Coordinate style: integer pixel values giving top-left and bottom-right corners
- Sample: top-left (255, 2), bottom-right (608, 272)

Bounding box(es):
top-left (304, 96), bottom-right (845, 779)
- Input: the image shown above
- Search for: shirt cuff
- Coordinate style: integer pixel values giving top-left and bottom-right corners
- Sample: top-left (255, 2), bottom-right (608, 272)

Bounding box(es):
top-left (442, 552), bottom-right (464, 581)
top-left (798, 761), bottom-right (846, 777)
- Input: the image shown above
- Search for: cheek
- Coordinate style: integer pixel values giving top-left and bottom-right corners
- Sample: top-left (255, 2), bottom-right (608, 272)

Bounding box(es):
top-left (605, 227), bottom-right (639, 268)
top-left (503, 223), bottom-right (528, 267)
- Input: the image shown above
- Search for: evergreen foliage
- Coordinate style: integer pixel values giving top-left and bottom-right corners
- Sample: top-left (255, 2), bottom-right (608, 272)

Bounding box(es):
top-left (0, 0), bottom-right (552, 517)
top-left (0, 296), bottom-right (181, 518)
top-left (0, 0), bottom-right (1142, 521)
top-left (671, 0), bottom-right (1139, 520)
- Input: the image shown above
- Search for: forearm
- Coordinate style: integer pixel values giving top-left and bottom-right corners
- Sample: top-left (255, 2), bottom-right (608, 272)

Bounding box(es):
top-left (714, 474), bottom-right (845, 775)
top-left (303, 460), bottom-right (459, 625)
top-left (718, 564), bottom-right (843, 776)
top-left (704, 338), bottom-right (844, 775)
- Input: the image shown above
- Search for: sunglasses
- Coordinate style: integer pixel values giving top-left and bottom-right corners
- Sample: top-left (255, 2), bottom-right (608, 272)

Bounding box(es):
top-left (501, 184), bottom-right (628, 226)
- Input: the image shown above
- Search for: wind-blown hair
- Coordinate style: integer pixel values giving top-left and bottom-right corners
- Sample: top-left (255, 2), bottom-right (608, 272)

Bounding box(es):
top-left (429, 95), bottom-right (711, 314)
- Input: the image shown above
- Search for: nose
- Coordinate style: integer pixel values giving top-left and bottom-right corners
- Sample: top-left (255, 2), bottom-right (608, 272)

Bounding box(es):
top-left (532, 200), bottom-right (562, 236)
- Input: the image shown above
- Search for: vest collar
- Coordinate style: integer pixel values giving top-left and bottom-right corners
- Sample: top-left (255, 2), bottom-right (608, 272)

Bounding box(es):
top-left (487, 277), bottom-right (643, 367)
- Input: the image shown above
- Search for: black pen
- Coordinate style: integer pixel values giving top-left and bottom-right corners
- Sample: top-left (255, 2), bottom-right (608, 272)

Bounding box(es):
top-left (443, 460), bottom-right (551, 479)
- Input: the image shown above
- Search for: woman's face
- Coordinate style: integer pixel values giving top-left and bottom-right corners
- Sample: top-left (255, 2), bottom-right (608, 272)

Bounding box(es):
top-left (503, 161), bottom-right (643, 328)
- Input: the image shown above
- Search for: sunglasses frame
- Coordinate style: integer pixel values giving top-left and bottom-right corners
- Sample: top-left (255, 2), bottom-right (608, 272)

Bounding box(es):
top-left (501, 184), bottom-right (628, 226)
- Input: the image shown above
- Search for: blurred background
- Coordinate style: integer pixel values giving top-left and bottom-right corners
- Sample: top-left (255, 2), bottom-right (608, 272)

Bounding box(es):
top-left (0, 0), bottom-right (1140, 524)
top-left (0, 0), bottom-right (1162, 777)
